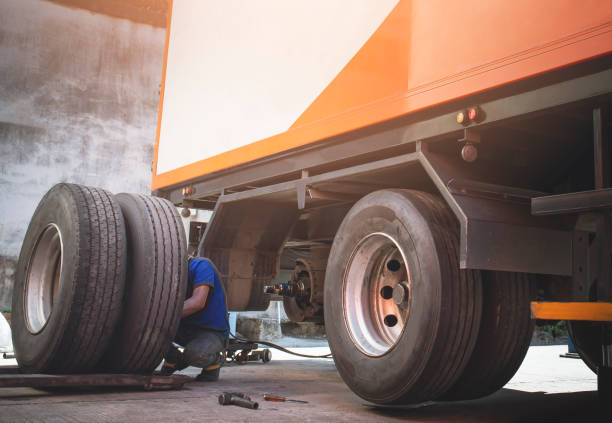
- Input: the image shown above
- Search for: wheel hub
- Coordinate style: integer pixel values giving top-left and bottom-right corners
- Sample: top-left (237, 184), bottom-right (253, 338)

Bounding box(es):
top-left (343, 232), bottom-right (411, 357)
top-left (25, 224), bottom-right (63, 334)
top-left (392, 282), bottom-right (410, 309)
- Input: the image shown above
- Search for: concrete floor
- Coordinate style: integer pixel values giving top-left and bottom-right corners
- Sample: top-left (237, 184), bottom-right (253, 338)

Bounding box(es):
top-left (0, 344), bottom-right (604, 422)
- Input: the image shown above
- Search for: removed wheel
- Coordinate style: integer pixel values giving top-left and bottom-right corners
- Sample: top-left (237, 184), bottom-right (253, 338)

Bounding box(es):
top-left (324, 189), bottom-right (482, 404)
top-left (99, 193), bottom-right (187, 374)
top-left (12, 183), bottom-right (126, 373)
top-left (442, 271), bottom-right (534, 400)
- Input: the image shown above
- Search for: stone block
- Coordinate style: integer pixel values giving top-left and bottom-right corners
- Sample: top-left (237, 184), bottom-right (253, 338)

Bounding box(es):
top-left (236, 316), bottom-right (282, 340)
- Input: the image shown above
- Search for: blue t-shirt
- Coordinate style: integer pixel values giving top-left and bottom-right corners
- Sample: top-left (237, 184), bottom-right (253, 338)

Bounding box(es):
top-left (183, 258), bottom-right (228, 336)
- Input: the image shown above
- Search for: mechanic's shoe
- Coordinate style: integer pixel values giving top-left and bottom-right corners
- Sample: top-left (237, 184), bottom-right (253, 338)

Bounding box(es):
top-left (195, 363), bottom-right (220, 382)
top-left (153, 361), bottom-right (177, 376)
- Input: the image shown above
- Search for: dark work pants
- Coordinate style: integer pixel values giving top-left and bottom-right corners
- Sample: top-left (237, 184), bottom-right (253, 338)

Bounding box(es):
top-left (165, 322), bottom-right (226, 369)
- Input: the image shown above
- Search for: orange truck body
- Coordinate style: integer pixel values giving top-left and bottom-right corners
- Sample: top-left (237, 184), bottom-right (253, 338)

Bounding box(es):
top-left (152, 0), bottom-right (612, 191)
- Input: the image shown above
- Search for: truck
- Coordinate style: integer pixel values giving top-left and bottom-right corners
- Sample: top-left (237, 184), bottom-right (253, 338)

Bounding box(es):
top-left (10, 0), bottom-right (612, 404)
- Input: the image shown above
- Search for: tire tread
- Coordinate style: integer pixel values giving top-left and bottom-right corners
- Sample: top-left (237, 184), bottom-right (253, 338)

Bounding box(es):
top-left (401, 191), bottom-right (482, 401)
top-left (442, 271), bottom-right (534, 400)
top-left (105, 194), bottom-right (186, 373)
top-left (48, 184), bottom-right (125, 372)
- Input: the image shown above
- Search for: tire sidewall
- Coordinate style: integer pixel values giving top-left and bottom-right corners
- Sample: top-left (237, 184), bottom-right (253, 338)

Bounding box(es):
top-left (324, 190), bottom-right (443, 403)
top-left (12, 184), bottom-right (79, 370)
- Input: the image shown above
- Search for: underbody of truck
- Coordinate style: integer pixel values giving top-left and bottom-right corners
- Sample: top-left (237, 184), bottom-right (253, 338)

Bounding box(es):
top-left (156, 55), bottom-right (612, 402)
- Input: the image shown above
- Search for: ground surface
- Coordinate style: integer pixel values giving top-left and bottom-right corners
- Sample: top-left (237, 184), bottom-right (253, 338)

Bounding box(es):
top-left (0, 344), bottom-right (604, 422)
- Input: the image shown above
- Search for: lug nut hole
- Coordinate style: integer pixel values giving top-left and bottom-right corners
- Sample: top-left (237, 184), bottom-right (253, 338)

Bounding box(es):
top-left (386, 259), bottom-right (401, 272)
top-left (384, 315), bottom-right (398, 327)
top-left (380, 285), bottom-right (394, 299)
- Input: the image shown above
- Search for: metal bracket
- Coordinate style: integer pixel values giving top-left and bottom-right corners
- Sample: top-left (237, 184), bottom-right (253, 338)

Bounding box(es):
top-left (603, 326), bottom-right (612, 367)
top-left (307, 188), bottom-right (361, 202)
top-left (572, 230), bottom-right (590, 300)
top-left (297, 182), bottom-right (307, 210)
top-left (419, 149), bottom-right (572, 275)
top-left (532, 189), bottom-right (612, 215)
top-left (183, 198), bottom-right (217, 209)
top-left (457, 128), bottom-right (481, 144)
top-left (448, 179), bottom-right (545, 205)
top-left (593, 107), bottom-right (610, 190)
top-left (574, 213), bottom-right (612, 302)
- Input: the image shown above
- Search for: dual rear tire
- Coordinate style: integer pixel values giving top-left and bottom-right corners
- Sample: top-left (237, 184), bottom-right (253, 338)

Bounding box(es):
top-left (324, 189), bottom-right (533, 404)
top-left (12, 184), bottom-right (186, 374)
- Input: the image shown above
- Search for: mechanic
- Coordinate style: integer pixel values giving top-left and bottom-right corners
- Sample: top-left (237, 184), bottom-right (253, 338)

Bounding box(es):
top-left (157, 257), bottom-right (229, 381)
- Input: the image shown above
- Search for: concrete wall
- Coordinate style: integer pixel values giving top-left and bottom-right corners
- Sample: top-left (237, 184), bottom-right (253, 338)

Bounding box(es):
top-left (0, 0), bottom-right (166, 310)
top-left (48, 0), bottom-right (169, 27)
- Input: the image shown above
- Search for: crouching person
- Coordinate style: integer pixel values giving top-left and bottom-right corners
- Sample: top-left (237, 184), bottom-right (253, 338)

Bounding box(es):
top-left (158, 258), bottom-right (228, 381)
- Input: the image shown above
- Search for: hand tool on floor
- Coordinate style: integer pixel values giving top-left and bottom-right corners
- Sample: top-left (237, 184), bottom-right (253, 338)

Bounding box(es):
top-left (223, 392), bottom-right (253, 400)
top-left (263, 394), bottom-right (308, 403)
top-left (218, 392), bottom-right (259, 409)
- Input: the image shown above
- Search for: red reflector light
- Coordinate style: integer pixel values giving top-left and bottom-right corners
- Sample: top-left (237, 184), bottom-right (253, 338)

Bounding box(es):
top-left (468, 108), bottom-right (478, 121)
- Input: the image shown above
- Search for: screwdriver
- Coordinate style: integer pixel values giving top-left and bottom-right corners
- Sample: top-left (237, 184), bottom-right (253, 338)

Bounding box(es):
top-left (263, 394), bottom-right (308, 403)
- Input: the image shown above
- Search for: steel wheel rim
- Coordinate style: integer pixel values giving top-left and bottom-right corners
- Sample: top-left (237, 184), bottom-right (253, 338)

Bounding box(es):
top-left (25, 223), bottom-right (63, 334)
top-left (343, 232), bottom-right (411, 357)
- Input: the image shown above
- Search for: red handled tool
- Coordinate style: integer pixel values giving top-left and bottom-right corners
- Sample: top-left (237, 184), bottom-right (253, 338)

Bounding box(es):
top-left (263, 394), bottom-right (308, 403)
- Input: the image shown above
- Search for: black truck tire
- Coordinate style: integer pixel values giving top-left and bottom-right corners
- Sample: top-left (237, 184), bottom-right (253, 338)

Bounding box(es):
top-left (12, 183), bottom-right (126, 373)
top-left (568, 321), bottom-right (608, 374)
top-left (442, 271), bottom-right (534, 400)
top-left (99, 193), bottom-right (187, 374)
top-left (569, 322), bottom-right (612, 402)
top-left (324, 189), bottom-right (482, 404)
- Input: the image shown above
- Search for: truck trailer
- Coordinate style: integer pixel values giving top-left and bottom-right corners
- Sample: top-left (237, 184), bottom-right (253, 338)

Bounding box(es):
top-left (152, 0), bottom-right (612, 403)
top-left (10, 0), bottom-right (612, 404)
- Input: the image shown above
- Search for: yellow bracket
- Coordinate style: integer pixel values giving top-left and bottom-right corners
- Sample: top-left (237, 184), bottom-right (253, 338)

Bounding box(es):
top-left (531, 302), bottom-right (612, 322)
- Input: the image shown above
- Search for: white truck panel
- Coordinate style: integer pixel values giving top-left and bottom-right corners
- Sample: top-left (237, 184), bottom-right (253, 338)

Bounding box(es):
top-left (156, 0), bottom-right (398, 175)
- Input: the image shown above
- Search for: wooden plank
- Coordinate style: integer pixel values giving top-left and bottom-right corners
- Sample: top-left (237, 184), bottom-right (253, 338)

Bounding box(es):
top-left (0, 366), bottom-right (19, 375)
top-left (531, 301), bottom-right (612, 321)
top-left (0, 374), bottom-right (192, 390)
